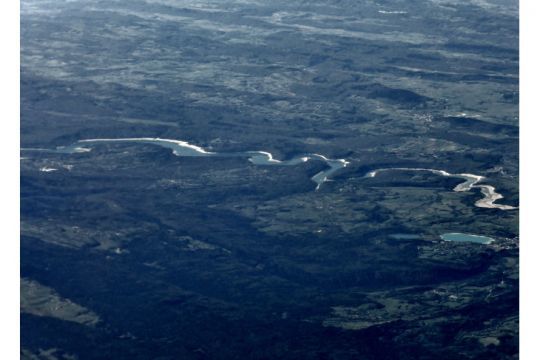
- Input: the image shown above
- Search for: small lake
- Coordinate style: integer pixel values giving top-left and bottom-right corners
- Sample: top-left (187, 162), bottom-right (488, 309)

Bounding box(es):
top-left (440, 233), bottom-right (494, 244)
top-left (389, 234), bottom-right (422, 240)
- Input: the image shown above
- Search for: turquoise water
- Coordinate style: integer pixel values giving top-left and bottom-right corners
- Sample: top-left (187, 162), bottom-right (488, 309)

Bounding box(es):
top-left (440, 233), bottom-right (494, 244)
top-left (389, 234), bottom-right (422, 240)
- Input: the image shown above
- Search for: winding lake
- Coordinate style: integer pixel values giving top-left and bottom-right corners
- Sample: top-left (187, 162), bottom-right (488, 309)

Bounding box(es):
top-left (366, 167), bottom-right (517, 211)
top-left (440, 233), bottom-right (494, 244)
top-left (55, 138), bottom-right (349, 189)
top-left (22, 137), bottom-right (517, 209)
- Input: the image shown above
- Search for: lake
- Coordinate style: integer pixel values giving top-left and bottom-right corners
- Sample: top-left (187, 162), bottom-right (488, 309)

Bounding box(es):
top-left (440, 233), bottom-right (494, 244)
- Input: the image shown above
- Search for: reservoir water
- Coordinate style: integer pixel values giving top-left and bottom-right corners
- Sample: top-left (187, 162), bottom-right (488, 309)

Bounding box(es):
top-left (22, 137), bottom-right (516, 209)
top-left (54, 138), bottom-right (349, 189)
top-left (366, 167), bottom-right (517, 211)
top-left (440, 233), bottom-right (494, 244)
